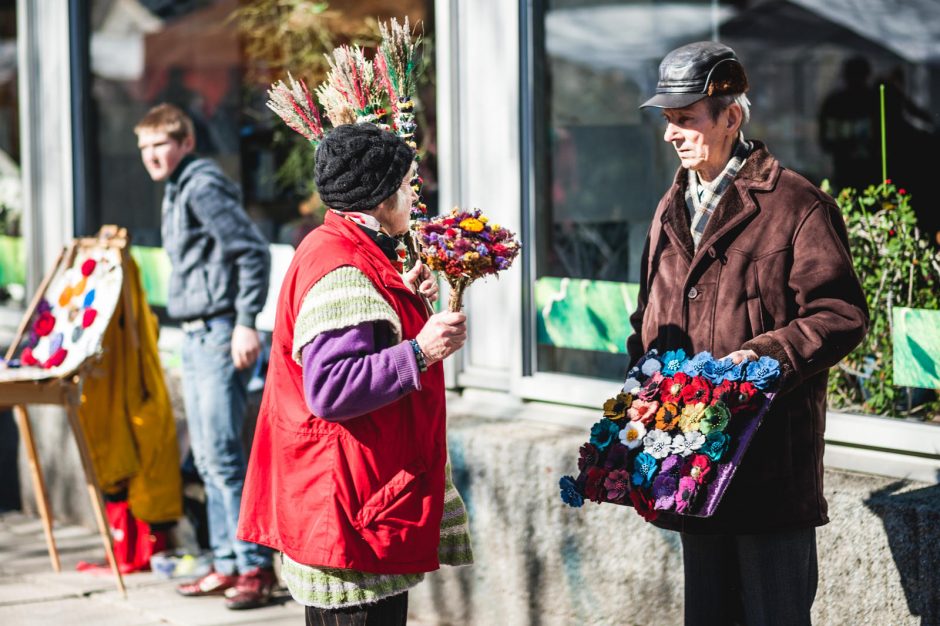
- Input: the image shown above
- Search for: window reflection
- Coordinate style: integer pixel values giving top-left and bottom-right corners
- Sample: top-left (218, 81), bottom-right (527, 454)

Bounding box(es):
top-left (534, 0), bottom-right (939, 379)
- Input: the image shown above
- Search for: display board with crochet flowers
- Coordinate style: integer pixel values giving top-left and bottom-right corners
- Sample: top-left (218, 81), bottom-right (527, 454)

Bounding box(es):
top-left (559, 349), bottom-right (781, 521)
top-left (0, 245), bottom-right (123, 382)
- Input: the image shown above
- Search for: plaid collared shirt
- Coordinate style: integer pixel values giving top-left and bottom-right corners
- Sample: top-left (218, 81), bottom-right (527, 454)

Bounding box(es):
top-left (685, 137), bottom-right (753, 249)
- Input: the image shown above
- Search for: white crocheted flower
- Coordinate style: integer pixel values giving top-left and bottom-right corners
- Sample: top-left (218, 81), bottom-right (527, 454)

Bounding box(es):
top-left (619, 420), bottom-right (647, 450)
top-left (670, 431), bottom-right (706, 457)
top-left (642, 429), bottom-right (673, 459)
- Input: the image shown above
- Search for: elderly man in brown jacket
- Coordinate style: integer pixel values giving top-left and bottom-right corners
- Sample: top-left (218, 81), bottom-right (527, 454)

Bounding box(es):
top-left (630, 42), bottom-right (869, 626)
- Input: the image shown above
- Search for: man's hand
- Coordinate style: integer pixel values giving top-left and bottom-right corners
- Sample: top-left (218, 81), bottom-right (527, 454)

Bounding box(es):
top-left (403, 260), bottom-right (439, 303)
top-left (414, 311), bottom-right (467, 365)
top-left (723, 349), bottom-right (758, 364)
top-left (231, 324), bottom-right (262, 370)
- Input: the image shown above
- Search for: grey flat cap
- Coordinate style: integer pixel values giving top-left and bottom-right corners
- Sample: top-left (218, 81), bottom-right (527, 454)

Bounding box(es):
top-left (640, 41), bottom-right (749, 109)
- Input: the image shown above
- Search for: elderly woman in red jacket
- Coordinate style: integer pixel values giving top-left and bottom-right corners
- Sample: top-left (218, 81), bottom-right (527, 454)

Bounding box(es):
top-left (238, 124), bottom-right (472, 625)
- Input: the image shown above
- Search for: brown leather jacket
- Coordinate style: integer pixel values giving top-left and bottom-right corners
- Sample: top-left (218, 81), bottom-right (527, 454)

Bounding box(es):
top-left (627, 142), bottom-right (869, 534)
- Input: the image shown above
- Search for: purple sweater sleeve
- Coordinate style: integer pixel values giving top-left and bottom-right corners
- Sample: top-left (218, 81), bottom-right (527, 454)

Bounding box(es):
top-left (301, 323), bottom-right (422, 421)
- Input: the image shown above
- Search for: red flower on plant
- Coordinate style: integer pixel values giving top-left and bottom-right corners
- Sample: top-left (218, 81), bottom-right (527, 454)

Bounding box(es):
top-left (898, 188), bottom-right (906, 195)
top-left (583, 466), bottom-right (609, 503)
top-left (34, 312), bottom-right (55, 337)
top-left (629, 487), bottom-right (659, 522)
top-left (680, 376), bottom-right (713, 405)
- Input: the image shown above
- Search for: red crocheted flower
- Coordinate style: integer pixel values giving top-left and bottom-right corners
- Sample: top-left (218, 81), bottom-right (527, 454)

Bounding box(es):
top-left (82, 308), bottom-right (98, 328)
top-left (583, 466), bottom-right (609, 504)
top-left (21, 347), bottom-right (38, 366)
top-left (81, 258), bottom-right (97, 277)
top-left (629, 487), bottom-right (659, 522)
top-left (660, 372), bottom-right (690, 404)
top-left (680, 376), bottom-right (713, 405)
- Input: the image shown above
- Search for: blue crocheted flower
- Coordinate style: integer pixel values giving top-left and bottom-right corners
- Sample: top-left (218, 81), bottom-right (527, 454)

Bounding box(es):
top-left (589, 418), bottom-right (621, 452)
top-left (700, 431), bottom-right (731, 462)
top-left (721, 361), bottom-right (747, 383)
top-left (559, 475), bottom-right (584, 508)
top-left (680, 351), bottom-right (713, 377)
top-left (661, 349), bottom-right (688, 376)
top-left (701, 357), bottom-right (736, 385)
top-left (631, 451), bottom-right (659, 489)
top-left (744, 356), bottom-right (781, 390)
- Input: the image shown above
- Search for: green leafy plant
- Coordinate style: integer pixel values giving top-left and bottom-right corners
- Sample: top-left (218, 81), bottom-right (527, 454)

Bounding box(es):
top-left (825, 179), bottom-right (940, 418)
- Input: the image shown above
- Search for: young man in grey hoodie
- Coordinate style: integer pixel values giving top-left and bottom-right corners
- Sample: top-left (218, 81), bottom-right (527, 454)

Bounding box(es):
top-left (136, 104), bottom-right (274, 610)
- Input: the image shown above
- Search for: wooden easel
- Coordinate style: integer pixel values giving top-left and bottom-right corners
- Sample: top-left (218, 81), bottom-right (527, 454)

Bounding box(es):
top-left (0, 226), bottom-right (136, 598)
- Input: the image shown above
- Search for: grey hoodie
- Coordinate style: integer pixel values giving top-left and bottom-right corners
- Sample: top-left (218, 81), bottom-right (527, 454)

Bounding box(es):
top-left (161, 156), bottom-right (270, 327)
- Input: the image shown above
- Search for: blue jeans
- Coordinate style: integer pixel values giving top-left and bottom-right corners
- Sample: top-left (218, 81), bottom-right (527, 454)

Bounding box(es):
top-left (181, 316), bottom-right (272, 575)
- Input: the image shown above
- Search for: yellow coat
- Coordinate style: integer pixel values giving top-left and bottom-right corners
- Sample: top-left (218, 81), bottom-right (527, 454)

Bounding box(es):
top-left (79, 255), bottom-right (181, 523)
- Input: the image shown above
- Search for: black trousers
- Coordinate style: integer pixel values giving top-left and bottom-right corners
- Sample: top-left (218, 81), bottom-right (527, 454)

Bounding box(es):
top-left (305, 592), bottom-right (408, 626)
top-left (681, 528), bottom-right (818, 626)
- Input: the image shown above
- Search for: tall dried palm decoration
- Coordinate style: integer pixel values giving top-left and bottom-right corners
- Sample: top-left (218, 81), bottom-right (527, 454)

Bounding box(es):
top-left (265, 18), bottom-right (429, 276)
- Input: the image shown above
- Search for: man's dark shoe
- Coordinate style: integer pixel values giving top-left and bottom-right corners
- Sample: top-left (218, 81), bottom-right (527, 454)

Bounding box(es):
top-left (176, 569), bottom-right (237, 597)
top-left (224, 566), bottom-right (277, 610)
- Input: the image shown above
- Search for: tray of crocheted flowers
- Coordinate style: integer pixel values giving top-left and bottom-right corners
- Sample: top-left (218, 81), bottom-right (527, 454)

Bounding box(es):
top-left (559, 349), bottom-right (781, 521)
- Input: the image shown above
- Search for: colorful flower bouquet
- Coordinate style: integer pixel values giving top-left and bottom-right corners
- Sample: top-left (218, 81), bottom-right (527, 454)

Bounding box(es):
top-left (416, 207), bottom-right (521, 311)
top-left (559, 349), bottom-right (781, 521)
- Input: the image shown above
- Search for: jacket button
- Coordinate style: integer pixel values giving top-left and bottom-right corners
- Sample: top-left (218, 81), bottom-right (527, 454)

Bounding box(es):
top-left (707, 246), bottom-right (717, 258)
top-left (688, 286), bottom-right (699, 299)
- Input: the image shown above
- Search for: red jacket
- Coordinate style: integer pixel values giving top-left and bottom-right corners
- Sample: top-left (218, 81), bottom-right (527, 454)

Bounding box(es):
top-left (237, 212), bottom-right (447, 574)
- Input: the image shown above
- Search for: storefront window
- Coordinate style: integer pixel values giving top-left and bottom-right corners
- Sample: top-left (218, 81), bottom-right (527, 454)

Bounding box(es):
top-left (531, 0), bottom-right (939, 381)
top-left (82, 0), bottom-right (435, 264)
top-left (0, 1), bottom-right (22, 308)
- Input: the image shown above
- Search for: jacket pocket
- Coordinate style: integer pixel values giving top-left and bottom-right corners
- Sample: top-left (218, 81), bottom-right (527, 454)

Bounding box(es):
top-left (745, 263), bottom-right (765, 336)
top-left (355, 458), bottom-right (426, 529)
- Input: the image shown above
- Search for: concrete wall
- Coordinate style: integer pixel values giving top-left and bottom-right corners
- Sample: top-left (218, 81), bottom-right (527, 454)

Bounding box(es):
top-left (408, 411), bottom-right (940, 626)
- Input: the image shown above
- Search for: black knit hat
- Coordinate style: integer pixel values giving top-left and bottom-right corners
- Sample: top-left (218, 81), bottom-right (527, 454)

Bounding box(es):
top-left (314, 123), bottom-right (416, 211)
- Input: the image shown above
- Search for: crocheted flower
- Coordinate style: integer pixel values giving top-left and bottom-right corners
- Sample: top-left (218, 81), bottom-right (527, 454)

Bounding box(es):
top-left (559, 475), bottom-right (584, 508)
top-left (589, 418), bottom-right (620, 452)
top-left (602, 393), bottom-right (633, 422)
top-left (584, 466), bottom-right (609, 503)
top-left (701, 357), bottom-right (736, 385)
top-left (604, 443), bottom-right (631, 471)
top-left (619, 420), bottom-right (647, 450)
top-left (631, 451), bottom-right (659, 488)
top-left (622, 377), bottom-right (642, 394)
top-left (680, 376), bottom-right (713, 405)
top-left (642, 429), bottom-right (673, 460)
top-left (700, 402), bottom-right (731, 435)
top-left (654, 402), bottom-right (681, 432)
top-left (48, 332), bottom-right (64, 355)
top-left (604, 469), bottom-right (631, 503)
top-left (700, 431), bottom-right (731, 462)
top-left (83, 289), bottom-right (96, 308)
top-left (651, 472), bottom-right (679, 510)
top-left (681, 454), bottom-right (713, 485)
top-left (722, 361), bottom-right (747, 382)
top-left (680, 351), bottom-right (713, 377)
top-left (628, 399), bottom-right (659, 425)
top-left (727, 381), bottom-right (761, 416)
top-left (661, 349), bottom-right (687, 376)
top-left (637, 372), bottom-right (665, 401)
top-left (659, 454), bottom-right (684, 476)
top-left (678, 402), bottom-right (707, 433)
top-left (660, 372), bottom-right (690, 404)
top-left (34, 312), bottom-right (55, 337)
top-left (81, 258), bottom-right (97, 277)
top-left (641, 357), bottom-right (662, 377)
top-left (626, 349), bottom-right (659, 380)
top-left (670, 431), bottom-right (705, 457)
top-left (675, 476), bottom-right (699, 514)
top-left (577, 442), bottom-right (600, 472)
top-left (744, 356), bottom-right (781, 390)
top-left (629, 487), bottom-right (659, 522)
top-left (37, 299), bottom-right (52, 314)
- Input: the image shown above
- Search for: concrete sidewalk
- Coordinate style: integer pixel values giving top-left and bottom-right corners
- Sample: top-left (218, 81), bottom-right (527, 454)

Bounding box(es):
top-left (0, 511), bottom-right (305, 625)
